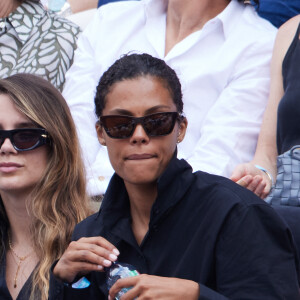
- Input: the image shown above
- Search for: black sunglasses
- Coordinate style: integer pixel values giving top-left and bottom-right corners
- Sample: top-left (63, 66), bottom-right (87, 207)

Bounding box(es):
top-left (0, 128), bottom-right (50, 151)
top-left (99, 112), bottom-right (182, 139)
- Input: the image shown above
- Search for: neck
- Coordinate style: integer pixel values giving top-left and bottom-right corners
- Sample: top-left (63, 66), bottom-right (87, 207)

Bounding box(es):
top-left (125, 182), bottom-right (157, 245)
top-left (165, 0), bottom-right (230, 55)
top-left (0, 0), bottom-right (20, 18)
top-left (1, 192), bottom-right (32, 247)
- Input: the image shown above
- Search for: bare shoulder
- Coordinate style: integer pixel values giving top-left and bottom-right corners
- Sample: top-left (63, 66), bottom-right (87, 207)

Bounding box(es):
top-left (277, 15), bottom-right (300, 48)
top-left (273, 15), bottom-right (300, 61)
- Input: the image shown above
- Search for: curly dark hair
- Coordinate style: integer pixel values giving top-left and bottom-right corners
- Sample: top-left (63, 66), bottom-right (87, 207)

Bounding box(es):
top-left (95, 53), bottom-right (183, 117)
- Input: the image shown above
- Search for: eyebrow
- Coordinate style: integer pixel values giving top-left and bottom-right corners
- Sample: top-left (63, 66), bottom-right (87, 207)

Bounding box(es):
top-left (0, 122), bottom-right (36, 130)
top-left (108, 105), bottom-right (173, 116)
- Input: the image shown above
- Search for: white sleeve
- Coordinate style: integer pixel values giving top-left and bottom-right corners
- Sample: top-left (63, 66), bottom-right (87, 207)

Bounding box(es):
top-left (63, 9), bottom-right (114, 196)
top-left (183, 40), bottom-right (274, 177)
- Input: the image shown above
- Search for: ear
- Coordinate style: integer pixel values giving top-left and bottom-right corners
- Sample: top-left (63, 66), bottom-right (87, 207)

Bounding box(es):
top-left (95, 121), bottom-right (106, 146)
top-left (177, 117), bottom-right (188, 144)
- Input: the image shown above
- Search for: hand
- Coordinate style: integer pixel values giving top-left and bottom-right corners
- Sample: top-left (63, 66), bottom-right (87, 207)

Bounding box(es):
top-left (53, 236), bottom-right (119, 283)
top-left (230, 163), bottom-right (272, 199)
top-left (109, 274), bottom-right (200, 300)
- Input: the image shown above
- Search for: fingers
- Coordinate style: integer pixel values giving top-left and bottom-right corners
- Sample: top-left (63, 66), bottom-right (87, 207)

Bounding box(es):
top-left (67, 241), bottom-right (118, 267)
top-left (236, 175), bottom-right (253, 187)
top-left (230, 166), bottom-right (247, 182)
top-left (66, 237), bottom-right (119, 266)
top-left (246, 175), bottom-right (264, 193)
top-left (79, 236), bottom-right (119, 256)
top-left (54, 236), bottom-right (120, 283)
top-left (236, 174), bottom-right (271, 199)
top-left (109, 276), bottom-right (141, 300)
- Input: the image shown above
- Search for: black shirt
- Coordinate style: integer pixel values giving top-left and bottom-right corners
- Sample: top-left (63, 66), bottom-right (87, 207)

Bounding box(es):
top-left (277, 22), bottom-right (300, 154)
top-left (49, 155), bottom-right (300, 299)
top-left (0, 246), bottom-right (32, 300)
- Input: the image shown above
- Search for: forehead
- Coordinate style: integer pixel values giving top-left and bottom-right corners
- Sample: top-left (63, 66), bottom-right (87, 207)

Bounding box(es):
top-left (0, 93), bottom-right (33, 128)
top-left (104, 76), bottom-right (176, 114)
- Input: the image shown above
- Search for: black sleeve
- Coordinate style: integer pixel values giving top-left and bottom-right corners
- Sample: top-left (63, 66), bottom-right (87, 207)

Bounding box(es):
top-left (213, 202), bottom-right (300, 300)
top-left (49, 261), bottom-right (106, 300)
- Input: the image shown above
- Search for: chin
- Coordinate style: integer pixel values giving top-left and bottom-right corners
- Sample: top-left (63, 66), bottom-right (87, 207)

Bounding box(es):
top-left (124, 173), bottom-right (158, 186)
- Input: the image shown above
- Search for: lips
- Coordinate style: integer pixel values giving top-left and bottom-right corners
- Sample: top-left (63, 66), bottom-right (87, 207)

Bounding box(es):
top-left (0, 162), bottom-right (22, 173)
top-left (126, 154), bottom-right (156, 160)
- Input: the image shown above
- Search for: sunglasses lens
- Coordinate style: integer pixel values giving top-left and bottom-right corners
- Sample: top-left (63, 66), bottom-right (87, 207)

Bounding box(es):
top-left (13, 130), bottom-right (41, 150)
top-left (101, 112), bottom-right (179, 139)
top-left (143, 113), bottom-right (176, 136)
top-left (102, 116), bottom-right (134, 138)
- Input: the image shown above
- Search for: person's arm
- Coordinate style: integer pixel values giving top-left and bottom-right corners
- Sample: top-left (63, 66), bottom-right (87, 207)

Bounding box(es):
top-left (109, 275), bottom-right (231, 300)
top-left (53, 236), bottom-right (119, 283)
top-left (231, 15), bottom-right (300, 198)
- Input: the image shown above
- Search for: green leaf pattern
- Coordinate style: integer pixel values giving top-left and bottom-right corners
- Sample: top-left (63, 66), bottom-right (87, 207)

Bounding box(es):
top-left (0, 1), bottom-right (80, 91)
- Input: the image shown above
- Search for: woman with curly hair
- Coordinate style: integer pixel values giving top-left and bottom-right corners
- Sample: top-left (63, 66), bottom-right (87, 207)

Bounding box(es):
top-left (62, 0), bottom-right (276, 198)
top-left (52, 53), bottom-right (299, 300)
top-left (0, 73), bottom-right (90, 300)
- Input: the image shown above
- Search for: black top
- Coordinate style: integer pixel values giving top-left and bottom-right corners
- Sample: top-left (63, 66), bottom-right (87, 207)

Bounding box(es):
top-left (277, 22), bottom-right (300, 154)
top-left (0, 245), bottom-right (32, 300)
top-left (49, 155), bottom-right (300, 300)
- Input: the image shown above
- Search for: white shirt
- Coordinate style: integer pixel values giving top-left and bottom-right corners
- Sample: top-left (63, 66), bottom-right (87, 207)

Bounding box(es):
top-left (63, 0), bottom-right (277, 196)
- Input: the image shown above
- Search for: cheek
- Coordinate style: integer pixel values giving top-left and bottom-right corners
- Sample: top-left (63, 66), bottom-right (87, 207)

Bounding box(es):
top-left (26, 149), bottom-right (49, 178)
top-left (105, 142), bottom-right (123, 172)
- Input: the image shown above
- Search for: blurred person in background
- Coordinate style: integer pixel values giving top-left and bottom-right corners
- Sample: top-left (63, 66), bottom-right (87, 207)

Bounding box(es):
top-left (231, 15), bottom-right (300, 201)
top-left (0, 0), bottom-right (80, 91)
top-left (62, 0), bottom-right (277, 197)
top-left (254, 0), bottom-right (300, 28)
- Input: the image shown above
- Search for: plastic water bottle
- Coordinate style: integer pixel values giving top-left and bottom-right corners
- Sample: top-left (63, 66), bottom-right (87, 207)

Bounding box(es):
top-left (106, 262), bottom-right (139, 300)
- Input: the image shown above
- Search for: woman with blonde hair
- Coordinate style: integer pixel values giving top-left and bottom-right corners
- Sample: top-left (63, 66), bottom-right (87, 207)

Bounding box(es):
top-left (0, 73), bottom-right (90, 300)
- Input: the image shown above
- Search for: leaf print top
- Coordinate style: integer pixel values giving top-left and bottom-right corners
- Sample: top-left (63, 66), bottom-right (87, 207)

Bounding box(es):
top-left (0, 1), bottom-right (80, 91)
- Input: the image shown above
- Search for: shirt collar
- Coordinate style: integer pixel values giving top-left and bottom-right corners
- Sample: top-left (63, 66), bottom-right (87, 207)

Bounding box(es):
top-left (7, 1), bottom-right (46, 44)
top-left (144, 0), bottom-right (168, 18)
top-left (214, 0), bottom-right (246, 40)
top-left (100, 150), bottom-right (194, 227)
top-left (144, 0), bottom-right (246, 41)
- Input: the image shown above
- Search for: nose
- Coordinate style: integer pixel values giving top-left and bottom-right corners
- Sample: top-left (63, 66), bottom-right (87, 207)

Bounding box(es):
top-left (0, 137), bottom-right (17, 154)
top-left (129, 124), bottom-right (150, 144)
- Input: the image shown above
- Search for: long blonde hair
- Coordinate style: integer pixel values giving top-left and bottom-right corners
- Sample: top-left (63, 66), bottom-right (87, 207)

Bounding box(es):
top-left (0, 73), bottom-right (90, 300)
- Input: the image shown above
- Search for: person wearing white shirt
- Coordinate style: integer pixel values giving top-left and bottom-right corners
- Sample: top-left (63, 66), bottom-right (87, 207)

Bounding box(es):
top-left (63, 0), bottom-right (277, 196)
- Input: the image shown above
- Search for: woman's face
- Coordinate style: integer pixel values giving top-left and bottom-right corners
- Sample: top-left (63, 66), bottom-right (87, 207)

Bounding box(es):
top-left (0, 94), bottom-right (48, 196)
top-left (96, 75), bottom-right (187, 187)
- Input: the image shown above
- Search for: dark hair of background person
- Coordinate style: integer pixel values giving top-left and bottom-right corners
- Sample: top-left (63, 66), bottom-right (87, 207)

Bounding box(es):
top-left (0, 73), bottom-right (90, 300)
top-left (95, 53), bottom-right (183, 117)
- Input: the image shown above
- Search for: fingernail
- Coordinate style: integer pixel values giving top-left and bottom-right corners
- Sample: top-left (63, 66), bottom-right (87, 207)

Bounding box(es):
top-left (97, 265), bottom-right (103, 270)
top-left (103, 259), bottom-right (112, 267)
top-left (109, 253), bottom-right (118, 261)
top-left (113, 248), bottom-right (120, 256)
top-left (108, 296), bottom-right (111, 300)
